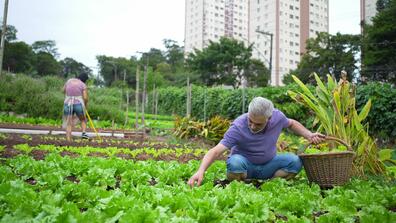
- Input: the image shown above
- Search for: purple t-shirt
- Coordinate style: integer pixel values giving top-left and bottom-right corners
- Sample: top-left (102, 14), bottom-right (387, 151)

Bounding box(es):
top-left (219, 109), bottom-right (290, 164)
top-left (64, 78), bottom-right (87, 104)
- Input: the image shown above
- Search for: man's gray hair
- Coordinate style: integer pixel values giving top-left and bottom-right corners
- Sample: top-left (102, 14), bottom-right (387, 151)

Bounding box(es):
top-left (248, 97), bottom-right (274, 117)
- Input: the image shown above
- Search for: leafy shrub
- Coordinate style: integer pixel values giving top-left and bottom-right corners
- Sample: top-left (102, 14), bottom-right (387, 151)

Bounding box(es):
top-left (288, 73), bottom-right (384, 175)
top-left (174, 115), bottom-right (230, 143)
top-left (356, 82), bottom-right (396, 141)
top-left (0, 73), bottom-right (128, 123)
top-left (150, 85), bottom-right (311, 126)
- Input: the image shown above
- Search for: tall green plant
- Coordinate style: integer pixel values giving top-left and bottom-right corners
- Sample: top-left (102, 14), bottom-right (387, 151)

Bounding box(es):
top-left (288, 72), bottom-right (384, 176)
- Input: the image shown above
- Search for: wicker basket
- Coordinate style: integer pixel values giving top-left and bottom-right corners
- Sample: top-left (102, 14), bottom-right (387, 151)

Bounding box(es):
top-left (298, 136), bottom-right (355, 187)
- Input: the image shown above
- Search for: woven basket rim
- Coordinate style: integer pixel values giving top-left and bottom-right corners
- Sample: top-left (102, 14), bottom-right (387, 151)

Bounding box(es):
top-left (298, 151), bottom-right (355, 158)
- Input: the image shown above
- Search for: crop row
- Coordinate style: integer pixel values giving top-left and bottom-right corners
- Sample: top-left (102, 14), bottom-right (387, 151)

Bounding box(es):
top-left (0, 153), bottom-right (395, 222)
top-left (1, 144), bottom-right (208, 161)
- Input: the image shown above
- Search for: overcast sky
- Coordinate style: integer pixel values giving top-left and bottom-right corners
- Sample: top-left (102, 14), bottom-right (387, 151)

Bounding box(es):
top-left (3, 0), bottom-right (361, 74)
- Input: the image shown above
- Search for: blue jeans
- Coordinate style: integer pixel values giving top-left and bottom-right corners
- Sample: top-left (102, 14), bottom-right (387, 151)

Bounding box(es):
top-left (63, 103), bottom-right (85, 118)
top-left (226, 153), bottom-right (302, 180)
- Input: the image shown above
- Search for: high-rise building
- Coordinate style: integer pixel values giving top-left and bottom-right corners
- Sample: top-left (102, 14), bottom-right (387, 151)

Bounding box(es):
top-left (184, 0), bottom-right (329, 86)
top-left (360, 0), bottom-right (378, 26)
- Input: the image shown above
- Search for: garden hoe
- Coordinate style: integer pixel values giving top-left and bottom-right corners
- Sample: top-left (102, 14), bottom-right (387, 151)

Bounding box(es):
top-left (85, 110), bottom-right (102, 142)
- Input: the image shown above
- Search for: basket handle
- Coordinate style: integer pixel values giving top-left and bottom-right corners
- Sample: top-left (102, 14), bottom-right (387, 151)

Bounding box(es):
top-left (297, 135), bottom-right (352, 154)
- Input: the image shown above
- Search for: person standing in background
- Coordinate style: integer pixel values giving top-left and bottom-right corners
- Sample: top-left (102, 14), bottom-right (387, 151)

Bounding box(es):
top-left (63, 73), bottom-right (89, 141)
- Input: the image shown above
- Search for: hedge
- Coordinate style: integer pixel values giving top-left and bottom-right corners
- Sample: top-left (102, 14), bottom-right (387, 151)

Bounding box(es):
top-left (148, 83), bottom-right (396, 140)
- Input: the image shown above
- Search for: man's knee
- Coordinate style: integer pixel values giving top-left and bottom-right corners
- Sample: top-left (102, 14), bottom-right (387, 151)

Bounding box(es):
top-left (273, 154), bottom-right (302, 180)
top-left (290, 155), bottom-right (303, 172)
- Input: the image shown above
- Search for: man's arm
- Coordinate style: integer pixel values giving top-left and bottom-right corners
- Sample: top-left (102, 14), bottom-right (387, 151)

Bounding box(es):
top-left (82, 89), bottom-right (88, 108)
top-left (188, 143), bottom-right (228, 187)
top-left (287, 119), bottom-right (325, 144)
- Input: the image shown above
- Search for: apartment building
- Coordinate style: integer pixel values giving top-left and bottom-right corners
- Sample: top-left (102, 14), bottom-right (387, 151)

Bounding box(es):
top-left (185, 0), bottom-right (329, 86)
top-left (360, 0), bottom-right (378, 26)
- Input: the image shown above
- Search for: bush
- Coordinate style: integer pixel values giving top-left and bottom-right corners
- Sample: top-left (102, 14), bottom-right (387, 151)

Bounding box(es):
top-left (356, 82), bottom-right (396, 141)
top-left (148, 85), bottom-right (312, 126)
top-left (0, 73), bottom-right (127, 124)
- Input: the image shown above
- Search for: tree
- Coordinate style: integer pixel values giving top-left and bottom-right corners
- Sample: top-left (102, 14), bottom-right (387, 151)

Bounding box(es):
top-left (32, 40), bottom-right (60, 58)
top-left (0, 24), bottom-right (17, 42)
top-left (97, 55), bottom-right (138, 87)
top-left (139, 48), bottom-right (166, 70)
top-left (186, 37), bottom-right (255, 88)
top-left (244, 59), bottom-right (270, 87)
top-left (3, 41), bottom-right (35, 73)
top-left (287, 32), bottom-right (360, 84)
top-left (376, 0), bottom-right (391, 12)
top-left (34, 52), bottom-right (62, 76)
top-left (59, 57), bottom-right (92, 78)
top-left (362, 0), bottom-right (396, 83)
top-left (163, 39), bottom-right (184, 72)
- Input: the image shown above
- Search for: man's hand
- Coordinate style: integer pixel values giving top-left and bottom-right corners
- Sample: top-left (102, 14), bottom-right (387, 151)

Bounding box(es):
top-left (187, 171), bottom-right (204, 188)
top-left (308, 132), bottom-right (326, 144)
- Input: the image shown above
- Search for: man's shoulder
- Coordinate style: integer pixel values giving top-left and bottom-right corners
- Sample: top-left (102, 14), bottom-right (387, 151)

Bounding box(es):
top-left (272, 109), bottom-right (286, 118)
top-left (270, 109), bottom-right (289, 128)
top-left (232, 113), bottom-right (247, 127)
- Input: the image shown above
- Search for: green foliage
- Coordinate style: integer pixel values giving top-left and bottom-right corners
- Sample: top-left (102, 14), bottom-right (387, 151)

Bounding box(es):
top-left (174, 115), bottom-right (230, 143)
top-left (0, 73), bottom-right (132, 124)
top-left (163, 39), bottom-right (184, 72)
top-left (186, 37), bottom-right (269, 88)
top-left (362, 0), bottom-right (396, 83)
top-left (356, 82), bottom-right (396, 140)
top-left (0, 25), bottom-right (18, 42)
top-left (149, 84), bottom-right (311, 126)
top-left (97, 55), bottom-right (138, 87)
top-left (0, 153), bottom-right (395, 222)
top-left (0, 74), bottom-right (63, 118)
top-left (286, 32), bottom-right (360, 84)
top-left (59, 57), bottom-right (92, 79)
top-left (31, 40), bottom-right (59, 58)
top-left (34, 52), bottom-right (62, 76)
top-left (288, 73), bottom-right (385, 176)
top-left (3, 41), bottom-right (35, 73)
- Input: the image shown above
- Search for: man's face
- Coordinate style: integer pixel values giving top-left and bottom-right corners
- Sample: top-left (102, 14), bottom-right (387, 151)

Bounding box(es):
top-left (248, 113), bottom-right (270, 134)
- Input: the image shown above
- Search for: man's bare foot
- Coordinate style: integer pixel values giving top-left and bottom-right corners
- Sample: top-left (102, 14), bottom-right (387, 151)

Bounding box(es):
top-left (227, 172), bottom-right (247, 181)
top-left (273, 170), bottom-right (297, 180)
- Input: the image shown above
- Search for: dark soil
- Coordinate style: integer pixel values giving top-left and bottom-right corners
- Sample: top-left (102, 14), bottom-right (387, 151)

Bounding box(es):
top-left (60, 151), bottom-right (79, 158)
top-left (65, 175), bottom-right (80, 184)
top-left (0, 122), bottom-right (221, 162)
top-left (25, 178), bottom-right (37, 185)
top-left (0, 123), bottom-right (130, 135)
top-left (87, 151), bottom-right (109, 158)
top-left (148, 177), bottom-right (157, 186)
top-left (213, 178), bottom-right (265, 188)
top-left (389, 206), bottom-right (396, 212)
top-left (1, 147), bottom-right (22, 158)
top-left (0, 133), bottom-right (202, 150)
top-left (0, 132), bottom-right (225, 162)
top-left (30, 150), bottom-right (48, 160)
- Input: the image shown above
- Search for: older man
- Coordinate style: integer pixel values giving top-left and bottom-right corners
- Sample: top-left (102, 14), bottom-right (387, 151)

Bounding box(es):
top-left (188, 97), bottom-right (324, 187)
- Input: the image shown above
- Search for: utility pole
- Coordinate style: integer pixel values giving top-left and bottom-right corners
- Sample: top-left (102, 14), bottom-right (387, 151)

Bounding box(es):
top-left (141, 56), bottom-right (148, 128)
top-left (256, 29), bottom-right (273, 85)
top-left (135, 66), bottom-right (140, 129)
top-left (0, 0), bottom-right (9, 76)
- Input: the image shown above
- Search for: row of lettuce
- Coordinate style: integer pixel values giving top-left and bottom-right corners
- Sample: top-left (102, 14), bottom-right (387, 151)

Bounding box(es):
top-left (0, 144), bottom-right (207, 159)
top-left (0, 153), bottom-right (395, 222)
